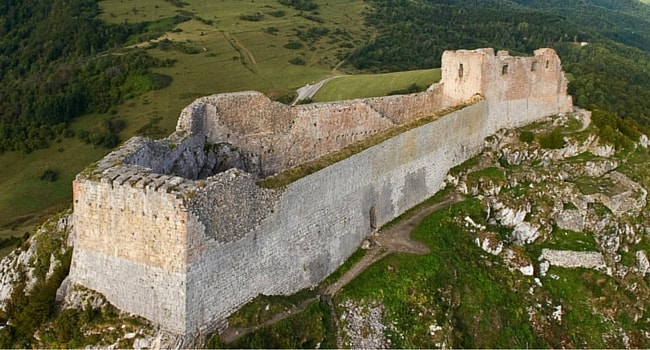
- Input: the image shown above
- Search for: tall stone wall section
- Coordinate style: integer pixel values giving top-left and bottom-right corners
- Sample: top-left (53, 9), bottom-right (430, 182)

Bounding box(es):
top-left (183, 102), bottom-right (487, 333)
top-left (69, 48), bottom-right (573, 336)
top-left (71, 138), bottom-right (195, 333)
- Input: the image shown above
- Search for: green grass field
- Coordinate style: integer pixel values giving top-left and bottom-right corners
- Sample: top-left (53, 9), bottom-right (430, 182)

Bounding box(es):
top-left (312, 68), bottom-right (441, 102)
top-left (0, 134), bottom-right (109, 236)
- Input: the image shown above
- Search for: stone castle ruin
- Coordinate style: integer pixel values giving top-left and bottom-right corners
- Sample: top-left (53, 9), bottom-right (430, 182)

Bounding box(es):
top-left (69, 48), bottom-right (572, 336)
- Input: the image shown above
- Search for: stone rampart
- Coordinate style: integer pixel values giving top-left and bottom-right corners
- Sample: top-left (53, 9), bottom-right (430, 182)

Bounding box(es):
top-left (69, 48), bottom-right (573, 336)
top-left (172, 82), bottom-right (448, 177)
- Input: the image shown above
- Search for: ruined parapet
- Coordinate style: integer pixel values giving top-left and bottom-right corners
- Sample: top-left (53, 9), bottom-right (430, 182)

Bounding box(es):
top-left (166, 85), bottom-right (451, 177)
top-left (69, 48), bottom-right (573, 338)
top-left (442, 48), bottom-right (572, 131)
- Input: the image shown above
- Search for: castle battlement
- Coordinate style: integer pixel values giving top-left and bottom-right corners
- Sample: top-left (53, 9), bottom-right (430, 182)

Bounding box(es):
top-left (69, 48), bottom-right (572, 336)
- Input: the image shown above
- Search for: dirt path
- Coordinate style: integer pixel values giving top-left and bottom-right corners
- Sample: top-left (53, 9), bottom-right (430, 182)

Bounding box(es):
top-left (217, 191), bottom-right (463, 344)
top-left (219, 297), bottom-right (319, 343)
top-left (223, 32), bottom-right (258, 73)
top-left (575, 107), bottom-right (591, 132)
top-left (324, 192), bottom-right (463, 296)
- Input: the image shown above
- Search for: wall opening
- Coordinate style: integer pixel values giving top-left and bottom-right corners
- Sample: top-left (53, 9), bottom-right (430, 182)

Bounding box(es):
top-left (531, 61), bottom-right (537, 72)
top-left (546, 60), bottom-right (550, 69)
top-left (502, 64), bottom-right (509, 75)
top-left (369, 206), bottom-right (377, 230)
top-left (458, 63), bottom-right (464, 78)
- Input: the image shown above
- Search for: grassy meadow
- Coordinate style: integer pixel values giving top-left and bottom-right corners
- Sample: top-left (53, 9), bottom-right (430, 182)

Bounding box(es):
top-left (0, 130), bottom-right (109, 235)
top-left (312, 68), bottom-right (441, 102)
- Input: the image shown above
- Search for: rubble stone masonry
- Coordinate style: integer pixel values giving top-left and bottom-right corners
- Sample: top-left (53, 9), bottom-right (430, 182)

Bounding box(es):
top-left (69, 48), bottom-right (572, 336)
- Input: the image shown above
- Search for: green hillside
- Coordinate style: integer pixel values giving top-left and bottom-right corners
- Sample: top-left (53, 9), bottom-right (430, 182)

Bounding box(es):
top-left (3, 0), bottom-right (650, 258)
top-left (0, 0), bottom-right (373, 237)
top-left (3, 0), bottom-right (650, 347)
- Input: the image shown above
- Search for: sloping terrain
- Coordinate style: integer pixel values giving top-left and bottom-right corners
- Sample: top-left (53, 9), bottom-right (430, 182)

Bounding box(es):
top-left (331, 112), bottom-right (650, 348)
top-left (1, 107), bottom-right (650, 348)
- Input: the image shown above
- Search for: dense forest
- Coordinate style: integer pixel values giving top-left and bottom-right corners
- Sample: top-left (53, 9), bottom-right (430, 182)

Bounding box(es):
top-left (347, 0), bottom-right (650, 129)
top-left (0, 0), bottom-right (179, 152)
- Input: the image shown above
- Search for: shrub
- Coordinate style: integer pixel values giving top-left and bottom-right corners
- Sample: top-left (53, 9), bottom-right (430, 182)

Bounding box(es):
top-left (265, 27), bottom-right (280, 35)
top-left (40, 168), bottom-right (59, 182)
top-left (388, 83), bottom-right (424, 95)
top-left (267, 10), bottom-right (286, 17)
top-left (278, 0), bottom-right (318, 11)
top-left (289, 57), bottom-right (306, 65)
top-left (284, 41), bottom-right (303, 50)
top-left (274, 92), bottom-right (297, 104)
top-left (239, 13), bottom-right (264, 21)
top-left (519, 130), bottom-right (534, 143)
top-left (539, 128), bottom-right (564, 149)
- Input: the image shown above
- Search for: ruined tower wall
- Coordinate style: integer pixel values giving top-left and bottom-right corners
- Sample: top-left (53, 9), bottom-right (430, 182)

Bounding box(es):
top-left (174, 82), bottom-right (448, 177)
top-left (70, 157), bottom-right (194, 333)
top-left (443, 48), bottom-right (572, 132)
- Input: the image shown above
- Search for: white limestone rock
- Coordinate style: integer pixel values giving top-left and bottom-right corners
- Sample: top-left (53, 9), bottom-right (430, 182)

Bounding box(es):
top-left (340, 300), bottom-right (389, 349)
top-left (636, 251), bottom-right (650, 276)
top-left (519, 264), bottom-right (535, 276)
top-left (133, 337), bottom-right (150, 350)
top-left (539, 260), bottom-right (550, 277)
top-left (540, 249), bottom-right (606, 270)
top-left (555, 209), bottom-right (584, 232)
top-left (476, 237), bottom-right (503, 256)
top-left (512, 222), bottom-right (540, 245)
top-left (497, 206), bottom-right (528, 228)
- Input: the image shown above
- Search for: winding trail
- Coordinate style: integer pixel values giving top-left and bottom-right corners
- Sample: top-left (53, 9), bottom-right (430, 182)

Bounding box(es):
top-left (223, 32), bottom-right (258, 73)
top-left (217, 191), bottom-right (464, 344)
top-left (324, 192), bottom-right (463, 296)
top-left (219, 297), bottom-right (319, 344)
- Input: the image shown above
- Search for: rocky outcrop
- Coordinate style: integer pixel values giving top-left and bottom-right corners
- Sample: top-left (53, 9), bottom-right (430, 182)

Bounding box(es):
top-left (0, 213), bottom-right (72, 311)
top-left (339, 300), bottom-right (389, 349)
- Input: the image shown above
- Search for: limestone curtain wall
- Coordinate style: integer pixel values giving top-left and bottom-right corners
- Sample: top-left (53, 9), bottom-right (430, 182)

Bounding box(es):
top-left (173, 88), bottom-right (447, 177)
top-left (183, 102), bottom-right (488, 334)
